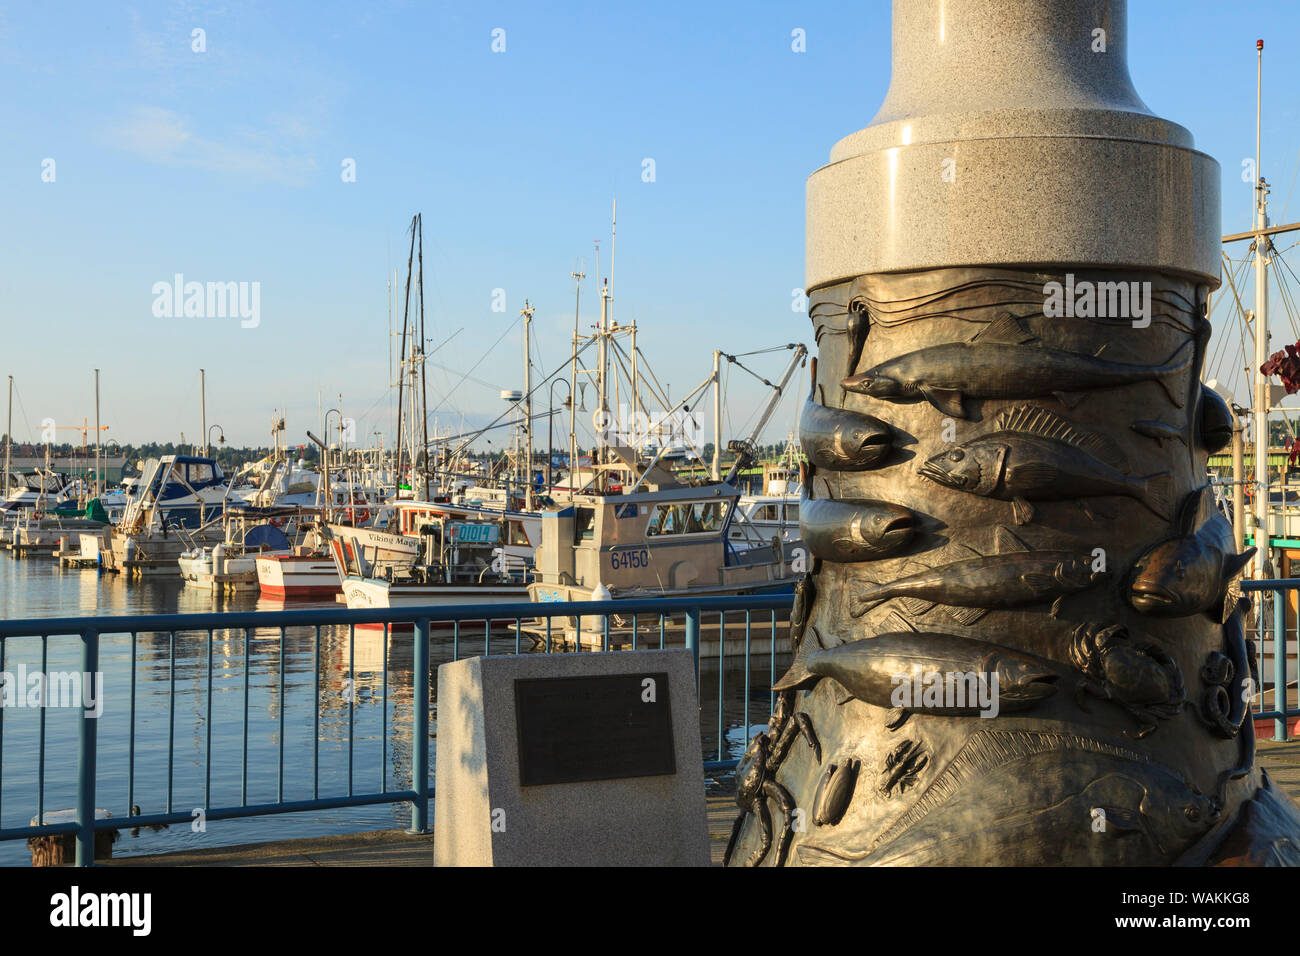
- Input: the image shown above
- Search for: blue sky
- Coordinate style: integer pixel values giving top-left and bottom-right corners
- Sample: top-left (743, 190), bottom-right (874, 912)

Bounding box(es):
top-left (1, 1), bottom-right (1297, 449)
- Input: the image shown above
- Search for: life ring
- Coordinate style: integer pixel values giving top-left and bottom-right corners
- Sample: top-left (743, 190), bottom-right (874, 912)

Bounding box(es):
top-left (347, 494), bottom-right (370, 524)
top-left (270, 516), bottom-right (287, 528)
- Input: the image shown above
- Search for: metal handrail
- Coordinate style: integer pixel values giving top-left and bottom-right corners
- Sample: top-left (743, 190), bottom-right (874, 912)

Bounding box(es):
top-left (0, 592), bottom-right (793, 865)
top-left (1237, 580), bottom-right (1300, 740)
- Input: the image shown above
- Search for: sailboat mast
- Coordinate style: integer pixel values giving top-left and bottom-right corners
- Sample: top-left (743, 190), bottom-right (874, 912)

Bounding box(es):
top-left (4, 376), bottom-right (11, 499)
top-left (417, 213), bottom-right (431, 502)
top-left (1252, 38), bottom-right (1271, 580)
top-left (395, 218), bottom-right (416, 496)
top-left (94, 369), bottom-right (101, 498)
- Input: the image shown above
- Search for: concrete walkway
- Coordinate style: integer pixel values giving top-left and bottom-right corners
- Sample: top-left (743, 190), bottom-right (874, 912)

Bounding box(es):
top-left (104, 795), bottom-right (739, 867)
top-left (100, 743), bottom-right (1300, 866)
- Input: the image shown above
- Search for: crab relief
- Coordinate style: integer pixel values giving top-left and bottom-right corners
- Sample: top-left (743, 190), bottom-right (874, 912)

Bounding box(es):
top-left (724, 690), bottom-right (822, 867)
top-left (1070, 622), bottom-right (1184, 738)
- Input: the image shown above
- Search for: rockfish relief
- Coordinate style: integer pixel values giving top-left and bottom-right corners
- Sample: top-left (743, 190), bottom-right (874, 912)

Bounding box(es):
top-left (917, 404), bottom-right (1172, 524)
top-left (1128, 486), bottom-right (1255, 622)
top-left (840, 313), bottom-right (1193, 419)
top-left (799, 497), bottom-right (916, 562)
top-left (772, 626), bottom-right (1058, 727)
top-left (850, 525), bottom-right (1106, 624)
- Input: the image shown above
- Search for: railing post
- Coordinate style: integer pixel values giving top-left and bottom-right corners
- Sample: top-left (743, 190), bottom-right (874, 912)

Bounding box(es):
top-left (1275, 590), bottom-right (1288, 742)
top-left (409, 616), bottom-right (431, 833)
top-left (685, 607), bottom-right (700, 691)
top-left (75, 627), bottom-right (99, 866)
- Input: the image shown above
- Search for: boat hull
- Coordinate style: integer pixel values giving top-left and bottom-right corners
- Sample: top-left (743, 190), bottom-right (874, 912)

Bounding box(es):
top-left (256, 554), bottom-right (342, 599)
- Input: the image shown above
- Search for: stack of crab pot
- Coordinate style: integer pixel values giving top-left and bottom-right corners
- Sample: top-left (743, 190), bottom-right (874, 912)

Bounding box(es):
top-left (725, 0), bottom-right (1300, 866)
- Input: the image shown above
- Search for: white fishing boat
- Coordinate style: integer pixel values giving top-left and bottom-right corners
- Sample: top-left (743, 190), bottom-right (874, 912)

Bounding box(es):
top-left (325, 513), bottom-right (528, 624)
top-left (255, 551), bottom-right (342, 599)
top-left (178, 506), bottom-right (318, 592)
top-left (529, 445), bottom-right (797, 604)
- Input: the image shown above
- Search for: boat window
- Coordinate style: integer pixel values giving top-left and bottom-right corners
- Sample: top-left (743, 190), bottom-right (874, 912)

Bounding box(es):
top-left (784, 503), bottom-right (798, 522)
top-left (755, 504), bottom-right (778, 521)
top-left (187, 463), bottom-right (215, 484)
top-left (574, 507), bottom-right (596, 543)
top-left (508, 521), bottom-right (530, 546)
top-left (647, 501), bottom-right (729, 536)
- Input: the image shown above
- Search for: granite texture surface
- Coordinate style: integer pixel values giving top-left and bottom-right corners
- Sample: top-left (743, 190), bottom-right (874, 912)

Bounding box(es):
top-left (433, 649), bottom-right (709, 867)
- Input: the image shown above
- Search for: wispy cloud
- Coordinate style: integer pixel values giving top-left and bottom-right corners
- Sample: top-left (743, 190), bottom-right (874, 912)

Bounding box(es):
top-left (106, 106), bottom-right (319, 185)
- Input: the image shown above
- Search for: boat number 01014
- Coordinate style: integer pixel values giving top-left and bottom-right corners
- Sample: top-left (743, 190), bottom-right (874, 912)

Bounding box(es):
top-left (609, 548), bottom-right (650, 570)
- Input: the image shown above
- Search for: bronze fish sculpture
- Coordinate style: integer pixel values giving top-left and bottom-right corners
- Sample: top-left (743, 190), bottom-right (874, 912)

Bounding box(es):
top-left (800, 356), bottom-right (894, 471)
top-left (800, 497), bottom-right (916, 562)
top-left (851, 525), bottom-right (1106, 624)
top-left (789, 573), bottom-right (815, 649)
top-left (840, 313), bottom-right (1193, 419)
top-left (1131, 419), bottom-right (1186, 448)
top-left (772, 625), bottom-right (1059, 727)
top-left (810, 306), bottom-right (870, 389)
top-left (917, 405), bottom-right (1172, 523)
top-left (800, 400), bottom-right (894, 471)
top-left (1128, 485), bottom-right (1255, 621)
top-left (1197, 384), bottom-right (1234, 454)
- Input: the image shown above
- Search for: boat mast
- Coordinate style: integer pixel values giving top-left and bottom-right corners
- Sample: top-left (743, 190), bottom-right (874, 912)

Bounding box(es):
top-left (416, 213), bottom-right (431, 502)
top-left (521, 299), bottom-right (534, 511)
top-left (712, 350), bottom-right (722, 480)
top-left (569, 264), bottom-right (583, 490)
top-left (4, 376), bottom-right (11, 499)
top-left (200, 368), bottom-right (207, 458)
top-left (395, 217), bottom-right (416, 497)
top-left (94, 369), bottom-right (101, 498)
top-left (598, 277), bottom-right (610, 491)
top-left (1252, 38), bottom-right (1271, 580)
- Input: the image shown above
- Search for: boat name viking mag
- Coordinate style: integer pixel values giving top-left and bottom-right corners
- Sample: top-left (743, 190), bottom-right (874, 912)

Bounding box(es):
top-left (0, 665), bottom-right (104, 716)
top-left (1042, 273), bottom-right (1151, 328)
top-left (151, 274), bottom-right (261, 328)
top-left (890, 669), bottom-right (1000, 719)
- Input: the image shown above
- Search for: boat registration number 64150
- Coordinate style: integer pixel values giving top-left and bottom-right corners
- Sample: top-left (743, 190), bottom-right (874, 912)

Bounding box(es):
top-left (609, 548), bottom-right (650, 570)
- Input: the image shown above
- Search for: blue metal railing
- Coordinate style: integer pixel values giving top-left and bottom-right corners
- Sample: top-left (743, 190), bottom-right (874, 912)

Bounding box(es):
top-left (0, 594), bottom-right (791, 865)
top-left (1240, 580), bottom-right (1300, 741)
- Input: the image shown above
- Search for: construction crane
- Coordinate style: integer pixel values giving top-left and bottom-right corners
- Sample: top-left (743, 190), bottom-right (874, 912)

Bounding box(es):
top-left (51, 418), bottom-right (110, 449)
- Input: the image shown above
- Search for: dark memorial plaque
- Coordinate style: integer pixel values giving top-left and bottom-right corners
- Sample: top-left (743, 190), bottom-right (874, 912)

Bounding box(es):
top-left (514, 673), bottom-right (675, 786)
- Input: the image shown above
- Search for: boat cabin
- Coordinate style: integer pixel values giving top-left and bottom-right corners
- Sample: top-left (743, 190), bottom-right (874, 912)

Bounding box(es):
top-left (530, 455), bottom-right (792, 602)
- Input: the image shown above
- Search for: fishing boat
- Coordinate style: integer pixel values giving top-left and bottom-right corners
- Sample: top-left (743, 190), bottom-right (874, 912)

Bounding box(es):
top-left (529, 445), bottom-right (797, 605)
top-left (178, 505), bottom-right (320, 593)
top-left (323, 512), bottom-right (528, 624)
top-left (255, 551), bottom-right (342, 599)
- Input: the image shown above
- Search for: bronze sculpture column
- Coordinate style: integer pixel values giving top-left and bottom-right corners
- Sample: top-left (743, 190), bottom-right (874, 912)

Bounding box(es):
top-left (726, 0), bottom-right (1300, 866)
